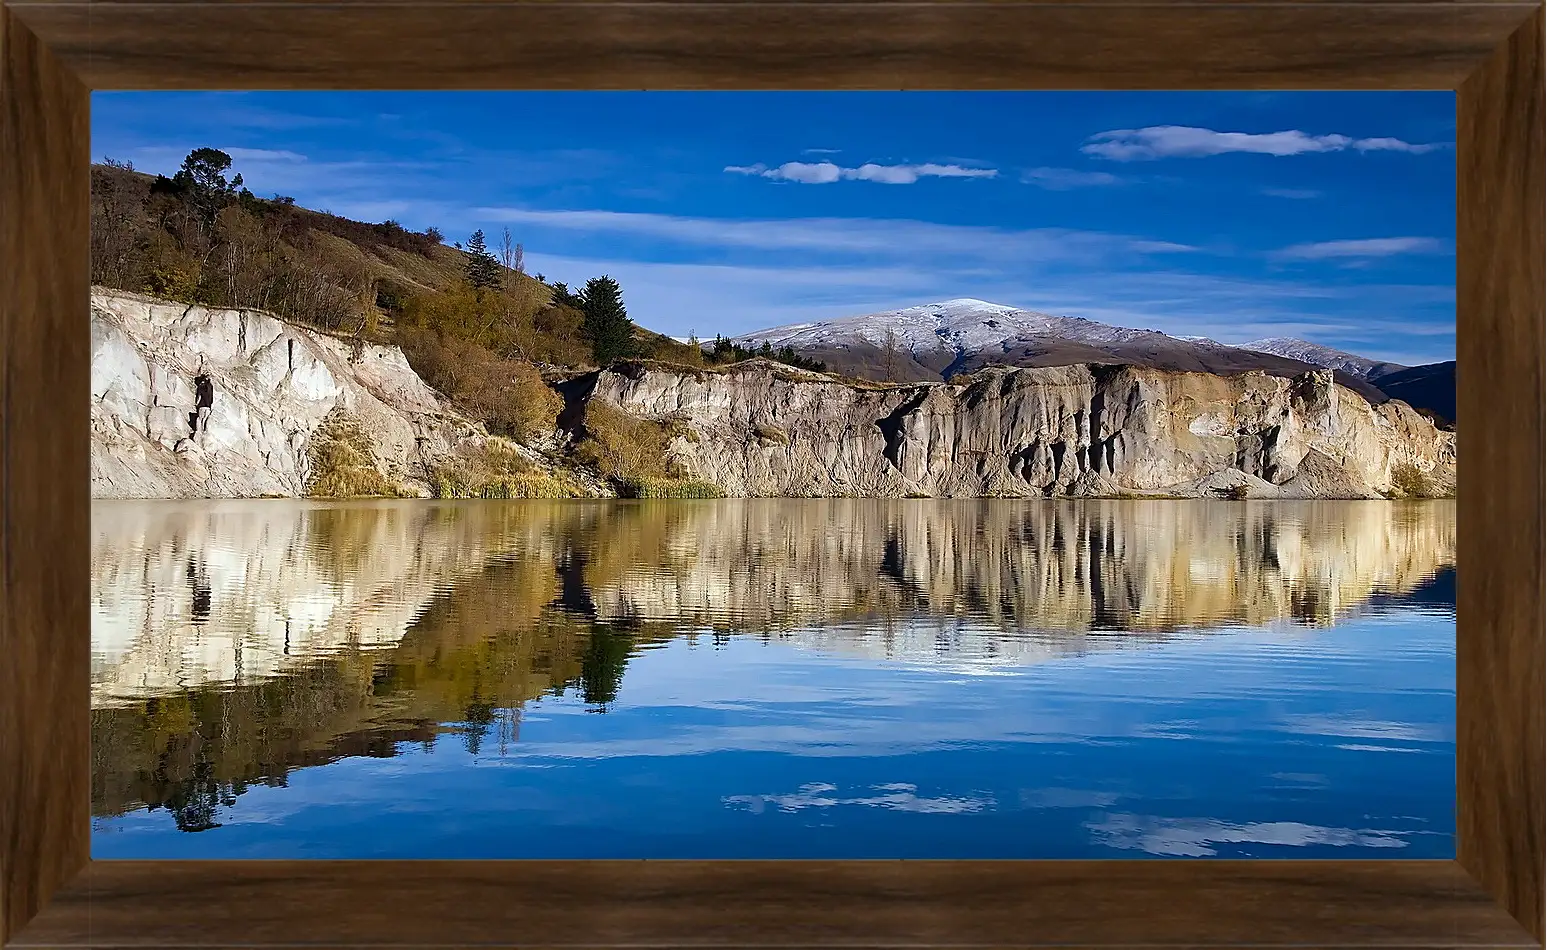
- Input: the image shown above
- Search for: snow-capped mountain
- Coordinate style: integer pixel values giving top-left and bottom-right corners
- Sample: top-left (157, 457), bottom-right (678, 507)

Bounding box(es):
top-left (1236, 337), bottom-right (1408, 381)
top-left (729, 298), bottom-right (1392, 401)
top-left (737, 298), bottom-right (1167, 364)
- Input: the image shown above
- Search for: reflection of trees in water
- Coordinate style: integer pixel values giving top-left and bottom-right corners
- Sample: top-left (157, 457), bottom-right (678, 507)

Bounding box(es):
top-left (91, 498), bottom-right (1455, 828)
top-left (91, 583), bottom-right (662, 823)
top-left (578, 626), bottom-right (637, 711)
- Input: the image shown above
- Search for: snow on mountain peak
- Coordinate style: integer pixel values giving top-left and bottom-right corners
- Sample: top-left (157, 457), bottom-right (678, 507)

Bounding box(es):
top-left (733, 298), bottom-right (1173, 358)
top-left (1235, 337), bottom-right (1407, 378)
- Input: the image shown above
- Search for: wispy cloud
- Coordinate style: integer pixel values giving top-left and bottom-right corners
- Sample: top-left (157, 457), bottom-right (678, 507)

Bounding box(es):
top-left (725, 160), bottom-right (997, 184)
top-left (1083, 126), bottom-right (1449, 161)
top-left (1020, 167), bottom-right (1122, 190)
top-left (222, 147), bottom-right (308, 163)
top-left (1262, 187), bottom-right (1322, 200)
top-left (1274, 237), bottom-right (1450, 261)
top-left (126, 145), bottom-right (308, 165)
top-left (474, 208), bottom-right (1191, 263)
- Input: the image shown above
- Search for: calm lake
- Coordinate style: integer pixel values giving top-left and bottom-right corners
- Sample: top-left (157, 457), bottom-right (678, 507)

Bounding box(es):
top-left (90, 498), bottom-right (1456, 859)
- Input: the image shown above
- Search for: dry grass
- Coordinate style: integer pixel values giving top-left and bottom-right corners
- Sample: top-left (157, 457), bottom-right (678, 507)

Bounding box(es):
top-left (619, 478), bottom-right (725, 499)
top-left (429, 439), bottom-right (585, 499)
top-left (574, 400), bottom-right (674, 482)
top-left (305, 417), bottom-right (408, 498)
top-left (400, 330), bottom-right (564, 443)
top-left (1389, 462), bottom-right (1438, 499)
top-left (753, 423), bottom-right (789, 445)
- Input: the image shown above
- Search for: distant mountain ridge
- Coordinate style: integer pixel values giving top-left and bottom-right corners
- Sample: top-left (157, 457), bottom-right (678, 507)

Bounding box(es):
top-left (731, 298), bottom-right (1455, 425)
top-left (1235, 337), bottom-right (1409, 381)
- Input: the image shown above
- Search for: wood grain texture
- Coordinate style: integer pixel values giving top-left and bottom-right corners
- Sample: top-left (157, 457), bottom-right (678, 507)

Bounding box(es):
top-left (1456, 5), bottom-right (1547, 945)
top-left (0, 1), bottom-right (1540, 948)
top-left (10, 859), bottom-right (1542, 948)
top-left (0, 5), bottom-right (91, 948)
top-left (3, 1), bottom-right (1538, 91)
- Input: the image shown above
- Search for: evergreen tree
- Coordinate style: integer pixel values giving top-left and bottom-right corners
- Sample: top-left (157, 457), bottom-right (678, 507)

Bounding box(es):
top-left (167, 147), bottom-right (244, 230)
top-left (550, 282), bottom-right (584, 310)
top-left (464, 229), bottom-right (502, 290)
top-left (579, 276), bottom-right (636, 365)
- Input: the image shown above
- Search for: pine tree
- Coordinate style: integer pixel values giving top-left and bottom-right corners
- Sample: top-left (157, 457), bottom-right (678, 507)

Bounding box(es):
top-left (550, 282), bottom-right (584, 310)
top-left (464, 229), bottom-right (502, 290)
top-left (579, 276), bottom-right (636, 365)
top-left (169, 147), bottom-right (243, 230)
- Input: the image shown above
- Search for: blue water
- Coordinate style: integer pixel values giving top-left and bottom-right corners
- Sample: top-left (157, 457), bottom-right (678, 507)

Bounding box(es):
top-left (89, 498), bottom-right (1456, 859)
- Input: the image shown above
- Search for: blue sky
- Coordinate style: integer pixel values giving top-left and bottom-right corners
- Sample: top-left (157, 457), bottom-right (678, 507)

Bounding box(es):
top-left (91, 92), bottom-right (1456, 365)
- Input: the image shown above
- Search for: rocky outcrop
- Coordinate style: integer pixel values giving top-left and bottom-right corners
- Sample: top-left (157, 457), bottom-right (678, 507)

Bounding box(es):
top-left (91, 290), bottom-right (519, 498)
top-left (91, 290), bottom-right (1456, 500)
top-left (581, 359), bottom-right (1457, 499)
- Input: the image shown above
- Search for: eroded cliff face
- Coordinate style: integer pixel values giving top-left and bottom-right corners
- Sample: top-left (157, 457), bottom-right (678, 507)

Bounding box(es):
top-left (91, 290), bottom-right (496, 498)
top-left (91, 290), bottom-right (1455, 501)
top-left (584, 359), bottom-right (1457, 499)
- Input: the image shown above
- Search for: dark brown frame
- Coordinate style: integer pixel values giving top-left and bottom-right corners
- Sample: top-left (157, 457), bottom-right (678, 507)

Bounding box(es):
top-left (1, 2), bottom-right (1542, 946)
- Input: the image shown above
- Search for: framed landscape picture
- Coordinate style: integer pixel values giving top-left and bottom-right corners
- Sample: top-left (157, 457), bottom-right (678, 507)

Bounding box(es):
top-left (1, 3), bottom-right (1541, 948)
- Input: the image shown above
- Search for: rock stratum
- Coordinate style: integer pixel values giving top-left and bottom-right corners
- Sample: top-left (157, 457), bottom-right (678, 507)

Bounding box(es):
top-left (91, 289), bottom-right (501, 498)
top-left (584, 359), bottom-right (1456, 499)
top-left (90, 290), bottom-right (1456, 500)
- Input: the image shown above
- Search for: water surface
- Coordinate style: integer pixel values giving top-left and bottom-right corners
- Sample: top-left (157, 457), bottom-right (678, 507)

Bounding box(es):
top-left (90, 498), bottom-right (1456, 859)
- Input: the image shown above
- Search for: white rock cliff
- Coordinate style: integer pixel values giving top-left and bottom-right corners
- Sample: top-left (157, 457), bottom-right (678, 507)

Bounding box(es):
top-left (91, 289), bottom-right (487, 498)
top-left (90, 291), bottom-right (1456, 500)
top-left (586, 359), bottom-right (1456, 499)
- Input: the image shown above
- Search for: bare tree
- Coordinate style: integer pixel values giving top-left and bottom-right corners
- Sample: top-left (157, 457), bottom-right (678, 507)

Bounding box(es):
top-left (499, 227), bottom-right (516, 292)
top-left (882, 329), bottom-right (900, 382)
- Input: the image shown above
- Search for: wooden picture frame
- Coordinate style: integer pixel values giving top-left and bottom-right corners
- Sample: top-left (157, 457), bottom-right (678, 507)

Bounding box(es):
top-left (1, 2), bottom-right (1541, 946)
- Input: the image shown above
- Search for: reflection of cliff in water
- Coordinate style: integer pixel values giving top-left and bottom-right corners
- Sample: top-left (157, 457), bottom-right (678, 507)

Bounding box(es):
top-left (90, 498), bottom-right (1454, 822)
top-left (93, 499), bottom-right (1454, 705)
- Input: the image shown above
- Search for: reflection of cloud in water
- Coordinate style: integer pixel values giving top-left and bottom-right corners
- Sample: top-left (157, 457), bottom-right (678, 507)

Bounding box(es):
top-left (1087, 813), bottom-right (1416, 856)
top-left (1017, 787), bottom-right (1123, 809)
top-left (724, 782), bottom-right (994, 815)
top-left (1277, 713), bottom-right (1450, 743)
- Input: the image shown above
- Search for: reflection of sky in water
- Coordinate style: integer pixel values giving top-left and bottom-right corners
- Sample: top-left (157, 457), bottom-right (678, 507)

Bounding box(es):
top-left (94, 607), bottom-right (1454, 859)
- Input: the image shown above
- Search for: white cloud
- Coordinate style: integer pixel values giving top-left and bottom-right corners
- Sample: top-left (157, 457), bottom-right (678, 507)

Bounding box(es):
top-left (127, 145), bottom-right (307, 165)
top-left (1274, 237), bottom-right (1450, 261)
top-left (221, 147), bottom-right (308, 163)
top-left (1083, 126), bottom-right (1449, 161)
top-left (474, 208), bottom-right (1186, 263)
top-left (1262, 187), bottom-right (1322, 200)
top-left (726, 160), bottom-right (997, 184)
top-left (1020, 167), bottom-right (1121, 190)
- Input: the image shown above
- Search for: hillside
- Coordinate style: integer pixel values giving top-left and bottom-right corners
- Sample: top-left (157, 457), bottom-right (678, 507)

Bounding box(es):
top-left (89, 155), bottom-right (703, 367)
top-left (1371, 361), bottom-right (1457, 427)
